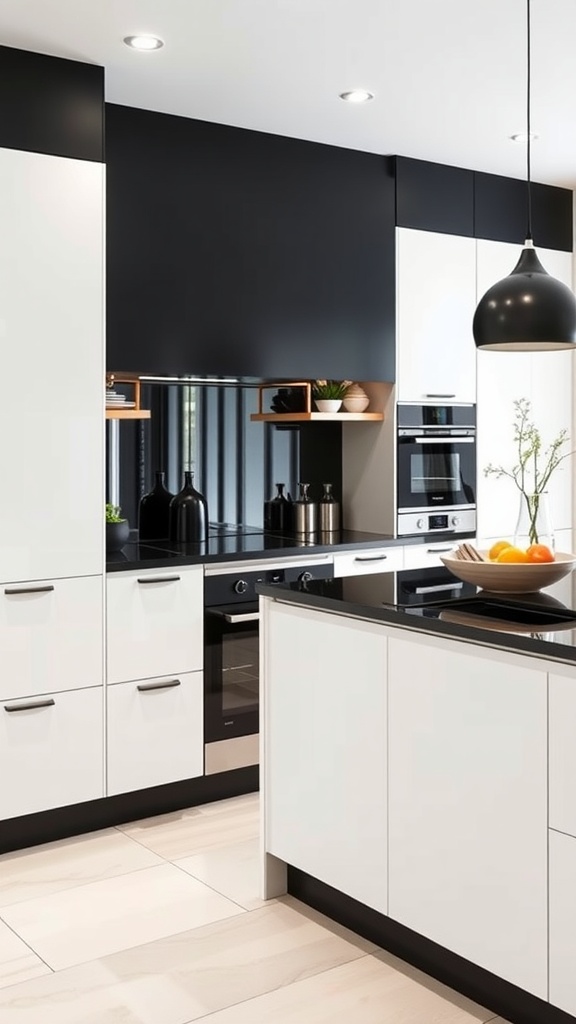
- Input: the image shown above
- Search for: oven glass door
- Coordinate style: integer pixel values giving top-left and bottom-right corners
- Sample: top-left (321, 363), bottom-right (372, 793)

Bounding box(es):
top-left (398, 437), bottom-right (476, 510)
top-left (205, 605), bottom-right (259, 743)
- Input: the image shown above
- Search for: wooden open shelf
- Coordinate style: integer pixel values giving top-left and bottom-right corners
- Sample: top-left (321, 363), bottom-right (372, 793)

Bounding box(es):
top-left (105, 375), bottom-right (151, 420)
top-left (250, 381), bottom-right (384, 423)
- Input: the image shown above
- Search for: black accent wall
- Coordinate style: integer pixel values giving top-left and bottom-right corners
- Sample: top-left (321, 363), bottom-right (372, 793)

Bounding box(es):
top-left (106, 104), bottom-right (397, 381)
top-left (0, 45), bottom-right (104, 162)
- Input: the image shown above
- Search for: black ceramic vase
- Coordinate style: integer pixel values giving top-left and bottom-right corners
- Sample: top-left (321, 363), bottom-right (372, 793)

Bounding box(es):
top-left (169, 471), bottom-right (209, 544)
top-left (264, 482), bottom-right (292, 534)
top-left (139, 471), bottom-right (174, 541)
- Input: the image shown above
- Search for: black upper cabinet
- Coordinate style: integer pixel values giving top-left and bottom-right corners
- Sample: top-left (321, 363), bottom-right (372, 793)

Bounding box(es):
top-left (395, 156), bottom-right (474, 236)
top-left (0, 46), bottom-right (104, 162)
top-left (474, 172), bottom-right (572, 251)
top-left (106, 105), bottom-right (396, 381)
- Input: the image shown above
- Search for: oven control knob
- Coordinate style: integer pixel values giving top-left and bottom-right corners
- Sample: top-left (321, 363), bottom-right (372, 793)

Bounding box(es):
top-left (416, 518), bottom-right (425, 530)
top-left (298, 571), bottom-right (314, 583)
top-left (451, 515), bottom-right (461, 527)
top-left (234, 579), bottom-right (248, 595)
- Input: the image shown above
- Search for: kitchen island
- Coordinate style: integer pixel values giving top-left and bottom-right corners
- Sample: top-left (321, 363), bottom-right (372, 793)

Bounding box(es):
top-left (257, 572), bottom-right (576, 1024)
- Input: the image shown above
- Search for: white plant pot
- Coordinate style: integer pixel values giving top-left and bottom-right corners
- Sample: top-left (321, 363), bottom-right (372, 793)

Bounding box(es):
top-left (315, 399), bottom-right (342, 413)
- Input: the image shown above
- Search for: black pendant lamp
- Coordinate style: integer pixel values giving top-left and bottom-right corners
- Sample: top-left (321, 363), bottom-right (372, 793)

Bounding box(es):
top-left (473, 0), bottom-right (576, 351)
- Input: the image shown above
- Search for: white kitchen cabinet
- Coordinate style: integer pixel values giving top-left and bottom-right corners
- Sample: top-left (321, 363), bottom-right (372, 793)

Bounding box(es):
top-left (0, 576), bottom-right (103, 702)
top-left (263, 599), bottom-right (388, 913)
top-left (107, 671), bottom-right (203, 795)
top-left (550, 829), bottom-right (576, 1016)
top-left (388, 633), bottom-right (547, 998)
top-left (333, 545), bottom-right (403, 577)
top-left (106, 565), bottom-right (203, 683)
top-left (549, 671), bottom-right (576, 838)
top-left (396, 228), bottom-right (477, 404)
top-left (0, 686), bottom-right (103, 820)
top-left (0, 148), bottom-right (104, 583)
top-left (476, 240), bottom-right (574, 541)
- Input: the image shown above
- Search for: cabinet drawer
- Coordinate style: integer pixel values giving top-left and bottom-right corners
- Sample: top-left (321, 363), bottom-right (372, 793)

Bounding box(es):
top-left (402, 542), bottom-right (461, 571)
top-left (0, 687), bottom-right (103, 820)
top-left (0, 575), bottom-right (103, 702)
top-left (333, 548), bottom-right (403, 578)
top-left (550, 829), bottom-right (576, 1016)
top-left (107, 671), bottom-right (204, 795)
top-left (549, 673), bottom-right (576, 837)
top-left (106, 565), bottom-right (203, 683)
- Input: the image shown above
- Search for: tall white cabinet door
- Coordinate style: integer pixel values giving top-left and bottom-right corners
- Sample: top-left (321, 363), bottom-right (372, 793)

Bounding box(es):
top-left (388, 634), bottom-right (547, 998)
top-left (263, 600), bottom-right (388, 914)
top-left (549, 829), bottom-right (576, 1017)
top-left (0, 148), bottom-right (104, 583)
top-left (476, 241), bottom-right (573, 541)
top-left (396, 228), bottom-right (477, 404)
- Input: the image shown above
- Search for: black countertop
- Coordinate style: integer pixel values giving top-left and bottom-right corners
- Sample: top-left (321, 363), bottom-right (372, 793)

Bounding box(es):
top-left (106, 528), bottom-right (404, 572)
top-left (256, 571), bottom-right (576, 666)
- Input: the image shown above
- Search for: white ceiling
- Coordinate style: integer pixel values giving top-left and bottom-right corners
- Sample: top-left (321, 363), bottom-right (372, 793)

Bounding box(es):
top-left (0, 0), bottom-right (575, 187)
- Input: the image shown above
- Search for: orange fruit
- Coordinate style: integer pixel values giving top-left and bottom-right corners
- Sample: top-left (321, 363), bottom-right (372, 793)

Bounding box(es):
top-left (496, 546), bottom-right (529, 563)
top-left (526, 544), bottom-right (555, 563)
top-left (488, 540), bottom-right (512, 561)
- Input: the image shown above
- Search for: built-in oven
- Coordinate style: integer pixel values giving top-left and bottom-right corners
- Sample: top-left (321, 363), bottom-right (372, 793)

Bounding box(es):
top-left (397, 403), bottom-right (477, 538)
top-left (203, 556), bottom-right (333, 775)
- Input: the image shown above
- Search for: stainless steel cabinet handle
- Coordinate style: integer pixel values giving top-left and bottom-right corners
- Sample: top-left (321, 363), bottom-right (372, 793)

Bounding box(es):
top-left (223, 611), bottom-right (260, 623)
top-left (354, 555), bottom-right (387, 562)
top-left (4, 585), bottom-right (55, 595)
top-left (424, 393), bottom-right (456, 398)
top-left (426, 547), bottom-right (453, 553)
top-left (137, 679), bottom-right (182, 692)
top-left (414, 437), bottom-right (474, 445)
top-left (5, 698), bottom-right (56, 712)
top-left (414, 582), bottom-right (464, 594)
top-left (137, 575), bottom-right (181, 585)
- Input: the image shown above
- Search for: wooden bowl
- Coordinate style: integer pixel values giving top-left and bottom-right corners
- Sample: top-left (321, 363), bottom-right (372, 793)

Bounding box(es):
top-left (440, 551), bottom-right (576, 594)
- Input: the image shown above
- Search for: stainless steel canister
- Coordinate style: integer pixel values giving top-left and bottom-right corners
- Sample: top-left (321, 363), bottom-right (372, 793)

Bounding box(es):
top-left (293, 482), bottom-right (318, 536)
top-left (319, 482), bottom-right (341, 532)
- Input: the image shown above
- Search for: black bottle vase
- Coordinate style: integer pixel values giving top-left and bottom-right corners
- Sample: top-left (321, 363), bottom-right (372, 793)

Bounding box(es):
top-left (139, 471), bottom-right (174, 541)
top-left (169, 471), bottom-right (208, 544)
top-left (264, 482), bottom-right (292, 534)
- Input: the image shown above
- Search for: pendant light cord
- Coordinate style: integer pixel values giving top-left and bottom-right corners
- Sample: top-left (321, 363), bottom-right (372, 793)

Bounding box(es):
top-left (526, 0), bottom-right (533, 241)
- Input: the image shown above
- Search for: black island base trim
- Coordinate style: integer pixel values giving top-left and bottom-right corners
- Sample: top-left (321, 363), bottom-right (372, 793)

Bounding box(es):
top-left (0, 767), bottom-right (259, 856)
top-left (288, 866), bottom-right (575, 1024)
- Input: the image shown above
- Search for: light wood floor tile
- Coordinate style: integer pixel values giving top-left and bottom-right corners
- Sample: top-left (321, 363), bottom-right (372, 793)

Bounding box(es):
top-left (185, 952), bottom-right (496, 1024)
top-left (118, 793), bottom-right (259, 860)
top-left (0, 919), bottom-right (50, 991)
top-left (0, 828), bottom-right (163, 908)
top-left (0, 863), bottom-right (244, 971)
top-left (0, 896), bottom-right (373, 1023)
top-left (176, 836), bottom-right (266, 910)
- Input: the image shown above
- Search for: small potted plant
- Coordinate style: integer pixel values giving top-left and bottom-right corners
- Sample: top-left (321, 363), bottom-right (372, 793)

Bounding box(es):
top-left (312, 380), bottom-right (351, 413)
top-left (105, 503), bottom-right (130, 552)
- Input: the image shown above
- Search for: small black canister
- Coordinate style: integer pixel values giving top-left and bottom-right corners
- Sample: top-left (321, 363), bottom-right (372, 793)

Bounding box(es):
top-left (169, 471), bottom-right (208, 543)
top-left (264, 482), bottom-right (292, 534)
top-left (139, 470), bottom-right (174, 541)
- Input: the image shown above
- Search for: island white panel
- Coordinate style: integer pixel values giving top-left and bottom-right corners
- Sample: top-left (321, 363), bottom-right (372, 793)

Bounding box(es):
top-left (549, 672), bottom-right (576, 838)
top-left (388, 633), bottom-right (547, 998)
top-left (550, 828), bottom-right (576, 1016)
top-left (263, 599), bottom-right (388, 914)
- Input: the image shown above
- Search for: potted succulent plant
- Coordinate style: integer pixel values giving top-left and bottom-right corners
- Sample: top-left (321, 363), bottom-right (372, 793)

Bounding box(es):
top-left (312, 380), bottom-right (351, 413)
top-left (105, 503), bottom-right (130, 552)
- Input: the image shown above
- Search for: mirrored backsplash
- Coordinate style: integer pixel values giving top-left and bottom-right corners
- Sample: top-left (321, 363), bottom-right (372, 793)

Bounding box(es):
top-left (108, 383), bottom-right (342, 534)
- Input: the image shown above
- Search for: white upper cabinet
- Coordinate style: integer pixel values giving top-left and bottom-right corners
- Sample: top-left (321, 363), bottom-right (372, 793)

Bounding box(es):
top-left (476, 240), bottom-right (574, 542)
top-left (0, 148), bottom-right (104, 583)
top-left (396, 228), bottom-right (477, 404)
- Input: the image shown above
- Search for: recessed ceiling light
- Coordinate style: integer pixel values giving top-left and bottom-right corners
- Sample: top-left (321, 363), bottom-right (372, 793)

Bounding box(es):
top-left (509, 131), bottom-right (539, 143)
top-left (339, 90), bottom-right (374, 103)
top-left (123, 35), bottom-right (164, 51)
